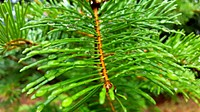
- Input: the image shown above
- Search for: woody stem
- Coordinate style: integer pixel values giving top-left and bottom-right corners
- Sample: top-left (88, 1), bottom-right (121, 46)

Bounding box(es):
top-left (92, 2), bottom-right (111, 88)
top-left (91, 1), bottom-right (116, 112)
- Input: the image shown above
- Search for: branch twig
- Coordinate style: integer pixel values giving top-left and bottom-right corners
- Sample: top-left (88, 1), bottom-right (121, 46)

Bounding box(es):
top-left (91, 1), bottom-right (116, 112)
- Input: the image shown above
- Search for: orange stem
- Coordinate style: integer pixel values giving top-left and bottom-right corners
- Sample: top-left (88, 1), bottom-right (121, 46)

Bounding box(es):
top-left (91, 1), bottom-right (116, 112)
top-left (93, 3), bottom-right (112, 89)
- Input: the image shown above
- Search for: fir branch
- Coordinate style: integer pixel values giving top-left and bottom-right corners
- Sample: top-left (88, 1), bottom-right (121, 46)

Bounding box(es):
top-left (91, 1), bottom-right (115, 111)
top-left (91, 0), bottom-right (112, 90)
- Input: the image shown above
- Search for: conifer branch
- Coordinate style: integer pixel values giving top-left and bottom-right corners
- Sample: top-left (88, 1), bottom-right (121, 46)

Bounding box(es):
top-left (91, 1), bottom-right (112, 90)
top-left (4, 39), bottom-right (35, 51)
top-left (91, 1), bottom-right (115, 111)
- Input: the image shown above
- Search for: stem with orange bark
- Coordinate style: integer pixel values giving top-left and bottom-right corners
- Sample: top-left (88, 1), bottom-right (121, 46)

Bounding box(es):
top-left (91, 1), bottom-right (116, 112)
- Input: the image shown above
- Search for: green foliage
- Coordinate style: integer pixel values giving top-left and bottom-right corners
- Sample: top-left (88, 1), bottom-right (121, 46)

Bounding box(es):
top-left (0, 0), bottom-right (30, 53)
top-left (175, 0), bottom-right (200, 24)
top-left (163, 32), bottom-right (200, 102)
top-left (0, 0), bottom-right (200, 112)
top-left (0, 1), bottom-right (49, 111)
top-left (169, 0), bottom-right (200, 34)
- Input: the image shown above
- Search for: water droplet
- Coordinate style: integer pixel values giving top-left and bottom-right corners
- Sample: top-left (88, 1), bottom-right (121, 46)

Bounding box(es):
top-left (36, 89), bottom-right (47, 97)
top-left (27, 88), bottom-right (35, 95)
top-left (36, 104), bottom-right (44, 112)
top-left (26, 82), bottom-right (35, 90)
top-left (52, 88), bottom-right (63, 96)
top-left (48, 54), bottom-right (57, 59)
top-left (62, 97), bottom-right (73, 107)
